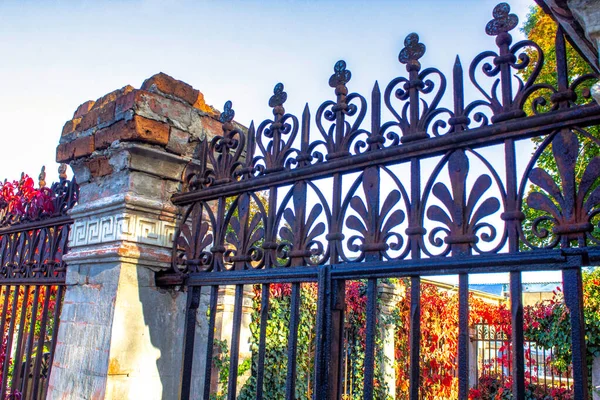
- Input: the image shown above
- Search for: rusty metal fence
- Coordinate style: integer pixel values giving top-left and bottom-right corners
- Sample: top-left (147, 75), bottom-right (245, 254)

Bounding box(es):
top-left (157, 2), bottom-right (600, 399)
top-left (473, 323), bottom-right (573, 395)
top-left (0, 167), bottom-right (77, 400)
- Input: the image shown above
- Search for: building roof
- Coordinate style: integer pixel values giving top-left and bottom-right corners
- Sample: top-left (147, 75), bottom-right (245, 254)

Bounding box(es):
top-left (469, 284), bottom-right (506, 296)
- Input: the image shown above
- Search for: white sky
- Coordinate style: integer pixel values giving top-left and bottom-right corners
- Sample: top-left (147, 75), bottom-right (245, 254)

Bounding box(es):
top-left (0, 0), bottom-right (534, 182)
top-left (0, 0), bottom-right (563, 284)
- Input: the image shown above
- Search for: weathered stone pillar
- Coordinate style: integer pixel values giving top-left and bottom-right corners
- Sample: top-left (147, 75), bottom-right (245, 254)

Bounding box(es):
top-left (378, 282), bottom-right (401, 397)
top-left (211, 286), bottom-right (254, 396)
top-left (468, 327), bottom-right (478, 389)
top-left (47, 74), bottom-right (223, 399)
top-left (593, 356), bottom-right (600, 400)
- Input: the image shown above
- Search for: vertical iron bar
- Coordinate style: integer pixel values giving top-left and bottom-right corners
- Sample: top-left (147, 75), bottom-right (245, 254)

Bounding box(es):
top-left (20, 286), bottom-right (40, 398)
top-left (542, 347), bottom-right (547, 393)
top-left (458, 273), bottom-right (469, 399)
top-left (331, 279), bottom-right (345, 400)
top-left (494, 328), bottom-right (498, 376)
top-left (551, 347), bottom-right (555, 388)
top-left (202, 286), bottom-right (218, 400)
top-left (475, 328), bottom-right (479, 388)
top-left (29, 285), bottom-right (50, 400)
top-left (562, 267), bottom-right (588, 399)
top-left (328, 168), bottom-right (345, 400)
top-left (1, 285), bottom-right (21, 396)
top-left (285, 283), bottom-right (301, 400)
top-left (409, 276), bottom-right (421, 400)
top-left (497, 21), bottom-right (514, 116)
top-left (527, 342), bottom-right (531, 386)
top-left (451, 56), bottom-right (467, 135)
top-left (343, 328), bottom-right (349, 397)
top-left (179, 286), bottom-right (201, 400)
top-left (255, 284), bottom-right (270, 400)
top-left (407, 134), bottom-right (423, 399)
top-left (370, 82), bottom-right (381, 151)
top-left (555, 27), bottom-right (570, 111)
top-left (10, 285), bottom-right (30, 395)
top-left (507, 335), bottom-right (511, 381)
top-left (363, 278), bottom-right (377, 399)
top-left (0, 285), bottom-right (9, 343)
top-left (226, 285), bottom-right (244, 400)
top-left (510, 271), bottom-right (525, 398)
top-left (44, 284), bottom-right (64, 399)
top-left (314, 265), bottom-right (329, 400)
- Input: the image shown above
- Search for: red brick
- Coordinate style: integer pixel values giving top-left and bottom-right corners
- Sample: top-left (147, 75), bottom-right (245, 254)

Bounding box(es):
top-left (193, 91), bottom-right (219, 117)
top-left (61, 118), bottom-right (82, 136)
top-left (56, 136), bottom-right (95, 163)
top-left (85, 156), bottom-right (113, 178)
top-left (92, 85), bottom-right (134, 110)
top-left (95, 115), bottom-right (170, 149)
top-left (115, 90), bottom-right (139, 115)
top-left (202, 115), bottom-right (223, 136)
top-left (97, 101), bottom-right (116, 126)
top-left (73, 100), bottom-right (95, 119)
top-left (78, 101), bottom-right (118, 131)
top-left (141, 73), bottom-right (199, 106)
top-left (79, 107), bottom-right (101, 131)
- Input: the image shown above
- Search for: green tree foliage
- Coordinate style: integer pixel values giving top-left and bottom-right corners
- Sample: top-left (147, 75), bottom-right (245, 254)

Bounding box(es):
top-left (524, 268), bottom-right (600, 396)
top-left (237, 284), bottom-right (319, 400)
top-left (519, 6), bottom-right (598, 248)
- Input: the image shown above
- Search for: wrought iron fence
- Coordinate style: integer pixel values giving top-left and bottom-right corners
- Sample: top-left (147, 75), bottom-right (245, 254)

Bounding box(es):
top-left (158, 2), bottom-right (600, 399)
top-left (473, 323), bottom-right (573, 395)
top-left (0, 166), bottom-right (77, 400)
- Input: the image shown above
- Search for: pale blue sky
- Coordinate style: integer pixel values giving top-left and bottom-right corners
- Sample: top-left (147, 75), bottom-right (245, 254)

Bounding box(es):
top-left (0, 0), bottom-right (558, 284)
top-left (0, 0), bottom-right (534, 183)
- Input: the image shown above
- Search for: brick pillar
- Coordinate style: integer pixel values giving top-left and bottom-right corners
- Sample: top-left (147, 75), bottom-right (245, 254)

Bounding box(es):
top-left (47, 73), bottom-right (223, 399)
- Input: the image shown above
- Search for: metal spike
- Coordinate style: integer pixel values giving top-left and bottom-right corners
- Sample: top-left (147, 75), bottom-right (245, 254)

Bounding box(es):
top-left (38, 166), bottom-right (46, 188)
top-left (58, 163), bottom-right (68, 180)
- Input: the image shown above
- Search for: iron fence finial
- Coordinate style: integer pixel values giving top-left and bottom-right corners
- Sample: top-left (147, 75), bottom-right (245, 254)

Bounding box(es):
top-left (38, 166), bottom-right (46, 188)
top-left (58, 163), bottom-right (68, 180)
top-left (485, 3), bottom-right (518, 37)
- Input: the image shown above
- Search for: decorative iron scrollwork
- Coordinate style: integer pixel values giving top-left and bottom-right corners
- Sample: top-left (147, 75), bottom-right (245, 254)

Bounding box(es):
top-left (174, 202), bottom-right (215, 273)
top-left (425, 150), bottom-right (502, 257)
top-left (0, 165), bottom-right (78, 283)
top-left (526, 129), bottom-right (600, 248)
top-left (223, 193), bottom-right (266, 270)
top-left (205, 101), bottom-right (246, 186)
top-left (315, 60), bottom-right (367, 160)
top-left (169, 1), bottom-right (600, 276)
top-left (341, 167), bottom-right (408, 262)
top-left (255, 83), bottom-right (299, 173)
top-left (277, 183), bottom-right (328, 267)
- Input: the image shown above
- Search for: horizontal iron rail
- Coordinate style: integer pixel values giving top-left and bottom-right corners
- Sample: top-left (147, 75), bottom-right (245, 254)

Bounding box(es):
top-left (172, 104), bottom-right (600, 205)
top-left (0, 216), bottom-right (73, 235)
top-left (157, 247), bottom-right (594, 286)
top-left (0, 278), bottom-right (66, 285)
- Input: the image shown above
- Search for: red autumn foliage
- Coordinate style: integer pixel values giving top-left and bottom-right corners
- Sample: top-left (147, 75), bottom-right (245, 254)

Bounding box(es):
top-left (0, 174), bottom-right (54, 220)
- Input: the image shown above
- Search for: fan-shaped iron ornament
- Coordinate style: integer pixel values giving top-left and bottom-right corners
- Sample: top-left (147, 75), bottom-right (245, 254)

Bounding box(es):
top-left (165, 3), bottom-right (600, 399)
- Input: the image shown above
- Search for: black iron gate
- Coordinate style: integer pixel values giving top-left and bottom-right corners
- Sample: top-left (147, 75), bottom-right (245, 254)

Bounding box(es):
top-left (158, 3), bottom-right (600, 399)
top-left (0, 166), bottom-right (77, 400)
